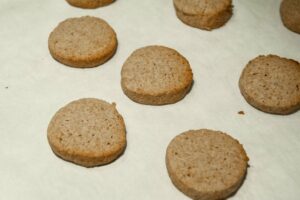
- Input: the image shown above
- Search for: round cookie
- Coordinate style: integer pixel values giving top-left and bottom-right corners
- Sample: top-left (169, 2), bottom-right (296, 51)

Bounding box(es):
top-left (239, 55), bottom-right (300, 115)
top-left (66, 0), bottom-right (115, 8)
top-left (280, 0), bottom-right (300, 34)
top-left (48, 16), bottom-right (117, 68)
top-left (47, 98), bottom-right (126, 167)
top-left (173, 0), bottom-right (233, 30)
top-left (166, 129), bottom-right (249, 200)
top-left (121, 46), bottom-right (193, 105)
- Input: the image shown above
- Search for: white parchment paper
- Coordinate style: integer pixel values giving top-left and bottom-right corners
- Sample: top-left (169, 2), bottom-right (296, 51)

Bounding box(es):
top-left (0, 0), bottom-right (299, 199)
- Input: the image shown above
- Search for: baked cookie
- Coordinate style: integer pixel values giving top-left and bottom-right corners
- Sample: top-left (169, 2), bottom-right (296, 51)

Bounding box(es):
top-left (47, 98), bottom-right (126, 167)
top-left (173, 0), bottom-right (233, 30)
top-left (166, 129), bottom-right (249, 200)
top-left (239, 55), bottom-right (300, 115)
top-left (66, 0), bottom-right (115, 8)
top-left (48, 16), bottom-right (117, 68)
top-left (280, 0), bottom-right (300, 34)
top-left (121, 46), bottom-right (193, 105)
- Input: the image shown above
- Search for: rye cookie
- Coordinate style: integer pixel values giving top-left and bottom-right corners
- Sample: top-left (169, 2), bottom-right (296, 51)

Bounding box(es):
top-left (47, 98), bottom-right (126, 167)
top-left (121, 46), bottom-right (193, 105)
top-left (280, 0), bottom-right (300, 34)
top-left (66, 0), bottom-right (115, 8)
top-left (239, 55), bottom-right (300, 114)
top-left (48, 16), bottom-right (117, 68)
top-left (166, 129), bottom-right (249, 200)
top-left (173, 0), bottom-right (233, 30)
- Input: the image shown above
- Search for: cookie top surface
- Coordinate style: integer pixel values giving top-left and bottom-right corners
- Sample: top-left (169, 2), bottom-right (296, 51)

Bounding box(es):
top-left (48, 16), bottom-right (117, 68)
top-left (166, 129), bottom-right (248, 199)
top-left (47, 98), bottom-right (126, 167)
top-left (174, 0), bottom-right (232, 15)
top-left (239, 55), bottom-right (300, 114)
top-left (280, 0), bottom-right (300, 34)
top-left (121, 45), bottom-right (193, 96)
top-left (66, 0), bottom-right (115, 8)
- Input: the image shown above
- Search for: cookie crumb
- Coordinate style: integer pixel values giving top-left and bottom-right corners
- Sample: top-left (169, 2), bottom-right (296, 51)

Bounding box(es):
top-left (5, 86), bottom-right (8, 89)
top-left (238, 111), bottom-right (245, 115)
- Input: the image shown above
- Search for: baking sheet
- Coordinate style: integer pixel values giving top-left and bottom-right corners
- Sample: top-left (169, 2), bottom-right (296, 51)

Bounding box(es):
top-left (0, 0), bottom-right (300, 199)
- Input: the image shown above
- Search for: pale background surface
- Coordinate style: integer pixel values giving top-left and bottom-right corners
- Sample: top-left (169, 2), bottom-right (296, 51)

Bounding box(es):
top-left (0, 0), bottom-right (299, 199)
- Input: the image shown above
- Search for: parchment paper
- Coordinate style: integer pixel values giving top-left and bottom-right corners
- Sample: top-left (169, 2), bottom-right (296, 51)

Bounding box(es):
top-left (0, 0), bottom-right (299, 199)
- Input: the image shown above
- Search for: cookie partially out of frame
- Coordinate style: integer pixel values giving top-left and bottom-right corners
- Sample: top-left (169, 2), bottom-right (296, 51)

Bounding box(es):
top-left (121, 45), bottom-right (193, 105)
top-left (66, 0), bottom-right (115, 8)
top-left (280, 0), bottom-right (300, 34)
top-left (173, 0), bottom-right (233, 30)
top-left (166, 129), bottom-right (249, 200)
top-left (47, 98), bottom-right (126, 167)
top-left (239, 55), bottom-right (300, 115)
top-left (48, 16), bottom-right (117, 68)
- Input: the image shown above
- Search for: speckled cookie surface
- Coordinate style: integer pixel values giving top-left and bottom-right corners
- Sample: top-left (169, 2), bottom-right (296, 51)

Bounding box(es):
top-left (66, 0), bottom-right (115, 8)
top-left (121, 45), bottom-right (193, 105)
top-left (239, 55), bottom-right (300, 115)
top-left (47, 98), bottom-right (126, 167)
top-left (48, 16), bottom-right (117, 68)
top-left (280, 0), bottom-right (300, 34)
top-left (166, 129), bottom-right (249, 200)
top-left (173, 0), bottom-right (233, 30)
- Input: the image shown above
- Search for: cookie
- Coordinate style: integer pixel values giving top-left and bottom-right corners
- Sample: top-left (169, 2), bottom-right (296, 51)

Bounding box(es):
top-left (121, 46), bottom-right (193, 105)
top-left (239, 55), bottom-right (300, 115)
top-left (280, 0), bottom-right (300, 34)
top-left (48, 16), bottom-right (117, 68)
top-left (47, 98), bottom-right (126, 167)
top-left (173, 0), bottom-right (233, 30)
top-left (66, 0), bottom-right (115, 8)
top-left (166, 129), bottom-right (249, 200)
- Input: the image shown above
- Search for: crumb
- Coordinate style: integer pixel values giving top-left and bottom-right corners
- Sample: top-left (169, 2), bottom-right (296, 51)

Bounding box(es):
top-left (238, 111), bottom-right (245, 115)
top-left (5, 86), bottom-right (8, 89)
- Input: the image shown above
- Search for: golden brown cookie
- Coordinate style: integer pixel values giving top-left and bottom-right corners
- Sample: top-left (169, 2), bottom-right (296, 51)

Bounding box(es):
top-left (280, 0), bottom-right (300, 34)
top-left (173, 0), bottom-right (233, 30)
top-left (121, 45), bottom-right (193, 105)
top-left (66, 0), bottom-right (115, 8)
top-left (47, 98), bottom-right (126, 167)
top-left (239, 55), bottom-right (300, 115)
top-left (48, 16), bottom-right (117, 68)
top-left (166, 129), bottom-right (249, 200)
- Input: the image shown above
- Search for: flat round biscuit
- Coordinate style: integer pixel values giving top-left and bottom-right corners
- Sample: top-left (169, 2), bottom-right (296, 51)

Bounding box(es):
top-left (173, 0), bottom-right (233, 30)
top-left (121, 46), bottom-right (193, 105)
top-left (66, 0), bottom-right (115, 8)
top-left (48, 16), bottom-right (117, 68)
top-left (239, 55), bottom-right (300, 115)
top-left (280, 0), bottom-right (300, 34)
top-left (47, 98), bottom-right (126, 167)
top-left (166, 129), bottom-right (249, 200)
